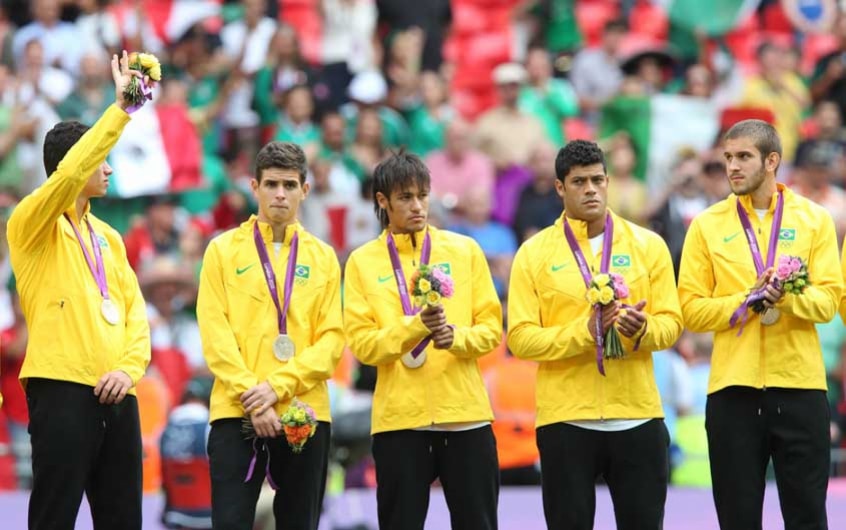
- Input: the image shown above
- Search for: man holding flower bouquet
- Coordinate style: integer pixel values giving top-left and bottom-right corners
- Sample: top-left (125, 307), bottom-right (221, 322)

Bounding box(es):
top-left (197, 142), bottom-right (344, 530)
top-left (507, 140), bottom-right (683, 530)
top-left (343, 151), bottom-right (503, 529)
top-left (6, 51), bottom-right (153, 529)
top-left (678, 120), bottom-right (843, 530)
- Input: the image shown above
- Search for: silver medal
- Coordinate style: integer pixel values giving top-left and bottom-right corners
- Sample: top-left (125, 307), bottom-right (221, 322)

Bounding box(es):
top-left (401, 350), bottom-right (426, 369)
top-left (273, 334), bottom-right (295, 361)
top-left (760, 307), bottom-right (781, 326)
top-left (101, 299), bottom-right (119, 326)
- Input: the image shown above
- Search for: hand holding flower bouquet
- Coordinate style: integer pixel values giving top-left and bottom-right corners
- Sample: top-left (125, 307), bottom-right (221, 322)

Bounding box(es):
top-left (242, 399), bottom-right (318, 453)
top-left (411, 264), bottom-right (454, 308)
top-left (124, 52), bottom-right (162, 110)
top-left (586, 273), bottom-right (630, 368)
top-left (749, 255), bottom-right (809, 314)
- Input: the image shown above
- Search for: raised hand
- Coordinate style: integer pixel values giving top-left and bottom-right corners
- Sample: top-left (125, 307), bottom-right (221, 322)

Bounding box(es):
top-left (111, 50), bottom-right (144, 111)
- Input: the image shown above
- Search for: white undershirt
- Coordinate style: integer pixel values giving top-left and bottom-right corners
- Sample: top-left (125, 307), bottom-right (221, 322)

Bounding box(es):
top-left (754, 208), bottom-right (768, 220)
top-left (566, 231), bottom-right (652, 432)
top-left (273, 242), bottom-right (283, 256)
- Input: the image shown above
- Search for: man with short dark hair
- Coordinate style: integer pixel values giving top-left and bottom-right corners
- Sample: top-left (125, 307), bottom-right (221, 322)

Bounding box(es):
top-left (507, 139), bottom-right (682, 530)
top-left (7, 51), bottom-right (152, 530)
top-left (343, 150), bottom-right (503, 529)
top-left (197, 141), bottom-right (344, 530)
top-left (679, 119), bottom-right (843, 529)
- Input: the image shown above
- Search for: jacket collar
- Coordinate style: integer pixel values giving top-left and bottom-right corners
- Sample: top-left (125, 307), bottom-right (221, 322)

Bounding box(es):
top-left (243, 215), bottom-right (301, 246)
top-left (555, 208), bottom-right (623, 245)
top-left (377, 225), bottom-right (435, 253)
top-left (735, 182), bottom-right (792, 214)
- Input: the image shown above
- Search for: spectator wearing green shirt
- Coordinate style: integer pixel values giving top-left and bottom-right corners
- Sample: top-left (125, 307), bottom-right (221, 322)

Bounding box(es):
top-left (341, 70), bottom-right (410, 149)
top-left (273, 85), bottom-right (320, 154)
top-left (56, 53), bottom-right (113, 126)
top-left (405, 71), bottom-right (453, 157)
top-left (519, 47), bottom-right (579, 146)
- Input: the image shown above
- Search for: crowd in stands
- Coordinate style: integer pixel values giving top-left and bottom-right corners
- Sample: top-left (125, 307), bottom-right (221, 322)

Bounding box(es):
top-left (1, 0), bottom-right (846, 513)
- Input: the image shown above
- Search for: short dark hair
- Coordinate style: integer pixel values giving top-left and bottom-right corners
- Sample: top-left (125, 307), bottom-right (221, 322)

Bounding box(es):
top-left (255, 141), bottom-right (307, 184)
top-left (372, 149), bottom-right (430, 228)
top-left (555, 140), bottom-right (607, 182)
top-left (604, 18), bottom-right (627, 33)
top-left (43, 121), bottom-right (90, 178)
top-left (724, 119), bottom-right (782, 159)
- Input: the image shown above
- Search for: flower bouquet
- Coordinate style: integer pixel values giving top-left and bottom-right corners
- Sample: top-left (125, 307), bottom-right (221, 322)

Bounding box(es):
top-left (241, 399), bottom-right (318, 453)
top-left (751, 255), bottom-right (809, 325)
top-left (586, 272), bottom-right (629, 364)
top-left (124, 52), bottom-right (162, 109)
top-left (411, 264), bottom-right (454, 308)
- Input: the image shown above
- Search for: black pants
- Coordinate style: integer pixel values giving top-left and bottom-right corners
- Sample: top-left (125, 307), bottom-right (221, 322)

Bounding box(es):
top-left (208, 419), bottom-right (330, 530)
top-left (26, 378), bottom-right (143, 530)
top-left (706, 386), bottom-right (830, 530)
top-left (536, 419), bottom-right (669, 530)
top-left (372, 426), bottom-right (499, 530)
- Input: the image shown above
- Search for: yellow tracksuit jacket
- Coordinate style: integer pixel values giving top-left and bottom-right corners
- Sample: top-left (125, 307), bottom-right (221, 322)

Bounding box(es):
top-left (678, 185), bottom-right (842, 394)
top-left (197, 218), bottom-right (344, 423)
top-left (507, 211), bottom-right (683, 427)
top-left (7, 104), bottom-right (150, 390)
top-left (343, 226), bottom-right (502, 434)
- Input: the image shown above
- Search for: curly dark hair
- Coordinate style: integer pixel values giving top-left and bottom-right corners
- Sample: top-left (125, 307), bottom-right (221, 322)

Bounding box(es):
top-left (372, 149), bottom-right (430, 229)
top-left (255, 141), bottom-right (308, 184)
top-left (554, 140), bottom-right (606, 182)
top-left (43, 121), bottom-right (91, 178)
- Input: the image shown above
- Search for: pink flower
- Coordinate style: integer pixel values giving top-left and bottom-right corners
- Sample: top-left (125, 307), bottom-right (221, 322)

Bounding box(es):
top-left (431, 267), bottom-right (454, 298)
top-left (609, 273), bottom-right (628, 299)
top-left (789, 258), bottom-right (801, 273)
top-left (776, 264), bottom-right (791, 280)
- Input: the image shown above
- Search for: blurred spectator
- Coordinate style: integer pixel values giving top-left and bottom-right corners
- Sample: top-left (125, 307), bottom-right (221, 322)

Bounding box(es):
top-left (0, 4), bottom-right (15, 67)
top-left (179, 218), bottom-right (211, 280)
top-left (300, 157), bottom-right (347, 245)
top-left (341, 69), bottom-right (410, 148)
top-left (349, 107), bottom-right (386, 179)
top-left (570, 18), bottom-right (625, 116)
top-left (512, 142), bottom-right (562, 243)
top-left (790, 140), bottom-right (846, 240)
top-left (405, 70), bottom-right (452, 157)
top-left (740, 41), bottom-right (810, 164)
top-left (526, 0), bottom-right (582, 58)
top-left (698, 159), bottom-right (731, 204)
top-left (321, 0), bottom-right (378, 99)
top-left (425, 118), bottom-right (494, 209)
top-left (375, 0), bottom-right (451, 71)
top-left (0, 289), bottom-right (31, 488)
top-left (56, 52), bottom-right (112, 125)
top-left (647, 152), bottom-right (709, 277)
top-left (16, 37), bottom-right (73, 105)
top-left (805, 100), bottom-right (846, 147)
top-left (316, 111), bottom-right (363, 195)
top-left (385, 26), bottom-right (424, 107)
top-left (519, 46), bottom-right (579, 146)
top-left (12, 0), bottom-right (83, 72)
top-left (811, 11), bottom-right (846, 120)
top-left (160, 375), bottom-right (213, 530)
top-left (652, 346), bottom-right (693, 473)
top-left (605, 133), bottom-right (648, 226)
top-left (671, 331), bottom-right (712, 487)
top-left (449, 187), bottom-right (517, 299)
top-left (125, 194), bottom-right (184, 272)
top-left (475, 62), bottom-right (546, 170)
top-left (272, 85), bottom-right (320, 155)
top-left (141, 256), bottom-right (204, 371)
top-left (75, 0), bottom-right (120, 56)
top-left (253, 24), bottom-right (320, 131)
top-left (0, 65), bottom-right (37, 190)
top-left (220, 0), bottom-right (277, 138)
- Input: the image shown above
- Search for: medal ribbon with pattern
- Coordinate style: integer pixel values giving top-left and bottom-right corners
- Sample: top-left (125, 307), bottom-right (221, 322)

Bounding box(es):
top-left (729, 191), bottom-right (784, 334)
top-left (253, 221), bottom-right (298, 337)
top-left (386, 231), bottom-right (431, 359)
top-left (64, 213), bottom-right (118, 325)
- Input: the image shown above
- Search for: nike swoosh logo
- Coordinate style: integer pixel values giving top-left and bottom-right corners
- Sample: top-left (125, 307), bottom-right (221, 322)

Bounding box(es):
top-left (723, 232), bottom-right (741, 243)
top-left (378, 274), bottom-right (393, 283)
top-left (551, 263), bottom-right (569, 272)
top-left (236, 264), bottom-right (256, 275)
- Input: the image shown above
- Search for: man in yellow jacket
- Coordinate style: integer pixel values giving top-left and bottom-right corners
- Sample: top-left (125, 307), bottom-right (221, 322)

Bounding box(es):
top-left (507, 140), bottom-right (683, 529)
top-left (343, 151), bottom-right (503, 529)
top-left (197, 141), bottom-right (344, 530)
top-left (678, 120), bottom-right (842, 530)
top-left (6, 52), bottom-right (151, 529)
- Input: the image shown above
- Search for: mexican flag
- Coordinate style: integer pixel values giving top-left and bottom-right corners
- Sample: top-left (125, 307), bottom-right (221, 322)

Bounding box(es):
top-left (108, 102), bottom-right (204, 198)
top-left (598, 94), bottom-right (720, 192)
top-left (654, 0), bottom-right (761, 36)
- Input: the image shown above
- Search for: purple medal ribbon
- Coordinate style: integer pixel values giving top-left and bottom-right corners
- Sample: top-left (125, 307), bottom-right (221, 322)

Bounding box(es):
top-left (64, 214), bottom-right (111, 303)
top-left (563, 214), bottom-right (613, 376)
top-left (253, 221), bottom-right (298, 336)
top-left (125, 78), bottom-right (153, 114)
top-left (728, 191), bottom-right (784, 335)
top-left (387, 231), bottom-right (432, 359)
top-left (244, 438), bottom-right (279, 490)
